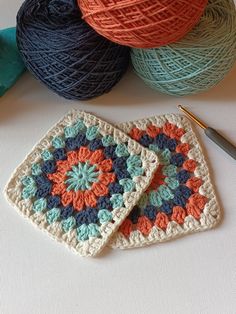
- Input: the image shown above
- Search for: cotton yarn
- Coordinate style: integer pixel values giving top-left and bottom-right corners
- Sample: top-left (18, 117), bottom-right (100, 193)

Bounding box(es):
top-left (0, 27), bottom-right (25, 96)
top-left (16, 0), bottom-right (129, 100)
top-left (131, 0), bottom-right (236, 96)
top-left (78, 0), bottom-right (208, 48)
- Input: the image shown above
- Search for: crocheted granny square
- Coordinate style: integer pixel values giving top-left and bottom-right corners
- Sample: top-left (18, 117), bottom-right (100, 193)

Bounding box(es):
top-left (4, 111), bottom-right (158, 257)
top-left (110, 114), bottom-right (221, 249)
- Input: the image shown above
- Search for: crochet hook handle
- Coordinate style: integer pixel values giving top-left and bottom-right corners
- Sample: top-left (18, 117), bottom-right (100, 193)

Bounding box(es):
top-left (205, 127), bottom-right (236, 160)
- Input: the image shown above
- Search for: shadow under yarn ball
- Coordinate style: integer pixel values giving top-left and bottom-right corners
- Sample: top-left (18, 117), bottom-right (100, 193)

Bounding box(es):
top-left (16, 0), bottom-right (129, 100)
top-left (78, 0), bottom-right (208, 48)
top-left (131, 0), bottom-right (236, 96)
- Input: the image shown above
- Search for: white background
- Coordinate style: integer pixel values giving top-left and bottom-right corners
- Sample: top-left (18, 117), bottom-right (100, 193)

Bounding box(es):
top-left (1, 1), bottom-right (236, 313)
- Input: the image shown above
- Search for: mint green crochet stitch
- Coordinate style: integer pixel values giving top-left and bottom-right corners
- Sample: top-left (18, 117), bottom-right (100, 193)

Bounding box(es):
top-left (98, 209), bottom-right (113, 224)
top-left (86, 125), bottom-right (99, 140)
top-left (33, 198), bottom-right (47, 212)
top-left (65, 162), bottom-right (99, 191)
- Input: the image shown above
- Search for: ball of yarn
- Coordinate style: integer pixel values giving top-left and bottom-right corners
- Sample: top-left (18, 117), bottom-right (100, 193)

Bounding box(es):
top-left (16, 0), bottom-right (129, 100)
top-left (131, 0), bottom-right (236, 96)
top-left (0, 27), bottom-right (25, 96)
top-left (77, 0), bottom-right (208, 48)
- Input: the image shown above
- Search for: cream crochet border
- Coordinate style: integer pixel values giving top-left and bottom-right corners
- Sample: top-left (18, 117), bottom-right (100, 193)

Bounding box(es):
top-left (4, 110), bottom-right (158, 257)
top-left (109, 114), bottom-right (221, 249)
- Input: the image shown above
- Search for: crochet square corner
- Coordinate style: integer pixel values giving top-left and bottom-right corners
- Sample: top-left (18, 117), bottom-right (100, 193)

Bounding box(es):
top-left (4, 110), bottom-right (158, 257)
top-left (110, 114), bottom-right (221, 249)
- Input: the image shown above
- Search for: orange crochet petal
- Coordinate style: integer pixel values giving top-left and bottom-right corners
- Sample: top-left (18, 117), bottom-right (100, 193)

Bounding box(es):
top-left (146, 124), bottom-right (161, 138)
top-left (77, 147), bottom-right (92, 163)
top-left (189, 193), bottom-right (207, 210)
top-left (171, 206), bottom-right (186, 224)
top-left (90, 149), bottom-right (104, 164)
top-left (61, 191), bottom-right (73, 207)
top-left (97, 159), bottom-right (113, 172)
top-left (186, 177), bottom-right (202, 193)
top-left (67, 151), bottom-right (79, 167)
top-left (98, 172), bottom-right (116, 185)
top-left (129, 127), bottom-right (145, 141)
top-left (176, 143), bottom-right (190, 156)
top-left (183, 159), bottom-right (197, 172)
top-left (47, 172), bottom-right (65, 184)
top-left (136, 216), bottom-right (152, 236)
top-left (84, 190), bottom-right (97, 208)
top-left (163, 123), bottom-right (177, 137)
top-left (155, 212), bottom-right (169, 230)
top-left (56, 160), bottom-right (71, 173)
top-left (92, 182), bottom-right (109, 197)
top-left (51, 183), bottom-right (66, 196)
top-left (171, 128), bottom-right (185, 140)
top-left (119, 219), bottom-right (132, 237)
top-left (73, 191), bottom-right (85, 211)
top-left (186, 203), bottom-right (202, 220)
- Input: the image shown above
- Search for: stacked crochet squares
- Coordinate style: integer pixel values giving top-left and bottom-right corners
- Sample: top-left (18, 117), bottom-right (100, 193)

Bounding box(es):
top-left (5, 111), bottom-right (221, 257)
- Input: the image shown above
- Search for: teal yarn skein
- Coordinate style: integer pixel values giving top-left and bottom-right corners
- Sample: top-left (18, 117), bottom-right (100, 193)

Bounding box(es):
top-left (0, 27), bottom-right (25, 96)
top-left (131, 0), bottom-right (236, 96)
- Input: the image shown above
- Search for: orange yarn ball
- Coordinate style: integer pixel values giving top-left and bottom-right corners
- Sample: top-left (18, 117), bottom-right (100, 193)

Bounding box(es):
top-left (78, 0), bottom-right (208, 48)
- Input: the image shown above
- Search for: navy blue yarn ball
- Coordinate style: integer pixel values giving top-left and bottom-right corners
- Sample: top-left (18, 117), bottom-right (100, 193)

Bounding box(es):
top-left (16, 0), bottom-right (129, 100)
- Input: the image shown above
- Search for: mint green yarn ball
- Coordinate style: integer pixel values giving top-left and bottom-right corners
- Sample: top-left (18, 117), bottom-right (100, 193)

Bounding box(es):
top-left (131, 0), bottom-right (236, 96)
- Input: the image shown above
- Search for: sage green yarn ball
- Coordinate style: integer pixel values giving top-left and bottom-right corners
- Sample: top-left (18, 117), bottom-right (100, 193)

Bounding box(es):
top-left (131, 0), bottom-right (236, 96)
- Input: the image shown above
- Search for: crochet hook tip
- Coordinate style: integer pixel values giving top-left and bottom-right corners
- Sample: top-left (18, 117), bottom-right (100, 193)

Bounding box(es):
top-left (177, 105), bottom-right (207, 129)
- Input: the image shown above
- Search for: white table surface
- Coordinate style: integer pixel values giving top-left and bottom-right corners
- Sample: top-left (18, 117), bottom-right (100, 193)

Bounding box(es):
top-left (1, 2), bottom-right (236, 314)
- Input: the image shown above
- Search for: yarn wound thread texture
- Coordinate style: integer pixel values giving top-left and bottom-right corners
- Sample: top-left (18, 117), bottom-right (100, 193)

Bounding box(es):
top-left (78, 0), bottom-right (208, 48)
top-left (16, 0), bottom-right (129, 100)
top-left (131, 0), bottom-right (236, 96)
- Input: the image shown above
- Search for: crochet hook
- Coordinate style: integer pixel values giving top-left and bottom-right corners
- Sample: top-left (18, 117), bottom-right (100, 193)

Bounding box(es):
top-left (178, 105), bottom-right (236, 160)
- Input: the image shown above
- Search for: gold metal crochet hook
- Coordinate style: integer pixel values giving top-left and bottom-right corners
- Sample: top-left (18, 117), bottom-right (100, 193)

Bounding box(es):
top-left (178, 105), bottom-right (236, 160)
